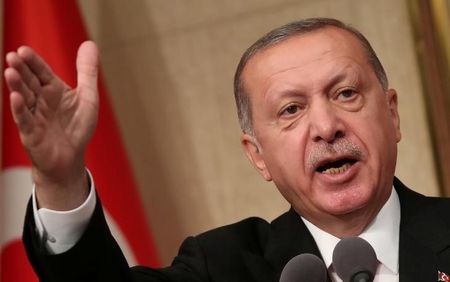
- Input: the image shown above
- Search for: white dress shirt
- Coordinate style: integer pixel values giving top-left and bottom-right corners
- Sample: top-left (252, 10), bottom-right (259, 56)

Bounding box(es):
top-left (32, 171), bottom-right (97, 254)
top-left (33, 176), bottom-right (400, 282)
top-left (302, 188), bottom-right (400, 282)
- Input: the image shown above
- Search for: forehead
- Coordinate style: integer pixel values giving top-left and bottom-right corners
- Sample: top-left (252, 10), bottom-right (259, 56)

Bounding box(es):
top-left (242, 27), bottom-right (371, 95)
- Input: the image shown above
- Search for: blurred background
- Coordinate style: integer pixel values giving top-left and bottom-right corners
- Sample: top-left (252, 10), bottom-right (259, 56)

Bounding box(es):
top-left (1, 0), bottom-right (449, 267)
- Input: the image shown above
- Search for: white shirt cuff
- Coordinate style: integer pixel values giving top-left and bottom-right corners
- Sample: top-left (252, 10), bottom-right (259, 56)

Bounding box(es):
top-left (32, 170), bottom-right (97, 254)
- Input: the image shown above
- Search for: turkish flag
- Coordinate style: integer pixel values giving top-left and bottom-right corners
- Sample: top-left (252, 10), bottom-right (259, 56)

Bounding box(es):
top-left (1, 1), bottom-right (159, 281)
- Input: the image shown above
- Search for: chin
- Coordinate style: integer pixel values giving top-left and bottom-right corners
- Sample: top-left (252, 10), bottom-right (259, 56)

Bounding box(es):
top-left (323, 204), bottom-right (366, 216)
top-left (321, 189), bottom-right (371, 215)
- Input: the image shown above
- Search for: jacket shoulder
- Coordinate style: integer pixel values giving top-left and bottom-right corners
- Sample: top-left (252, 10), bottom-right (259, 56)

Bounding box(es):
top-left (195, 216), bottom-right (270, 253)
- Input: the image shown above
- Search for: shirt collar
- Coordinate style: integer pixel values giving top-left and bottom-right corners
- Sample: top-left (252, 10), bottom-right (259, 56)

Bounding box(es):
top-left (302, 187), bottom-right (400, 274)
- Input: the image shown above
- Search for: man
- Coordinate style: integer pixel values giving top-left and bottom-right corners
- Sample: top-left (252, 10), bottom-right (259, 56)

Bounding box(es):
top-left (4, 17), bottom-right (450, 282)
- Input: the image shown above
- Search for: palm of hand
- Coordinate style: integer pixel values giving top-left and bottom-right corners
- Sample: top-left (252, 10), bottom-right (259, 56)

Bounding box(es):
top-left (5, 41), bottom-right (99, 186)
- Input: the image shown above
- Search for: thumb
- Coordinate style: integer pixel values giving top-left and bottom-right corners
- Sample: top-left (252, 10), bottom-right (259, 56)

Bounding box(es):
top-left (76, 41), bottom-right (99, 95)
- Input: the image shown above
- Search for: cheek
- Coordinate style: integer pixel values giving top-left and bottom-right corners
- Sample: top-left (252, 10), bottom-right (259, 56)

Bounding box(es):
top-left (368, 115), bottom-right (398, 150)
top-left (351, 109), bottom-right (398, 176)
top-left (262, 130), bottom-right (309, 182)
top-left (355, 102), bottom-right (397, 143)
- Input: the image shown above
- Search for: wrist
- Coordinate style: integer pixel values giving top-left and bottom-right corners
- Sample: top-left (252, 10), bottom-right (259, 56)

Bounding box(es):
top-left (33, 167), bottom-right (90, 211)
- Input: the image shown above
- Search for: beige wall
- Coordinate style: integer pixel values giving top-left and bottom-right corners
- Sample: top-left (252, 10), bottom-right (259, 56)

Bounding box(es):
top-left (73, 0), bottom-right (437, 264)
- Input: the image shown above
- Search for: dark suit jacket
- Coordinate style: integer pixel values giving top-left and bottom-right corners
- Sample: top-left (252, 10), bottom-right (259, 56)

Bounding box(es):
top-left (23, 178), bottom-right (450, 281)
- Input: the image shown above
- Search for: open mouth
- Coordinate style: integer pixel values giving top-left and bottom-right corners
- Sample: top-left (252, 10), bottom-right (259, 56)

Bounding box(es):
top-left (316, 158), bottom-right (357, 175)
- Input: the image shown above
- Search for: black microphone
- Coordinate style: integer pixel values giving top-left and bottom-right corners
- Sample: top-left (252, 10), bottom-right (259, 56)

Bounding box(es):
top-left (279, 253), bottom-right (327, 282)
top-left (332, 237), bottom-right (378, 282)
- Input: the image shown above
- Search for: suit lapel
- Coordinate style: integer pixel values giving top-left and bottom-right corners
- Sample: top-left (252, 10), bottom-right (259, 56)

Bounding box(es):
top-left (242, 251), bottom-right (277, 282)
top-left (264, 208), bottom-right (323, 273)
top-left (399, 231), bottom-right (438, 281)
top-left (395, 178), bottom-right (450, 281)
top-left (242, 179), bottom-right (450, 282)
top-left (242, 208), bottom-right (331, 282)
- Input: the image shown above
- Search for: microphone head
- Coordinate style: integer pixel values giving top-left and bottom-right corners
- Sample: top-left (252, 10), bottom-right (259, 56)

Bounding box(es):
top-left (332, 237), bottom-right (378, 282)
top-left (279, 253), bottom-right (327, 282)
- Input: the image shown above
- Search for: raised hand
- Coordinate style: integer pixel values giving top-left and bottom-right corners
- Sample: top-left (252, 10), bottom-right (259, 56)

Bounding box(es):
top-left (4, 41), bottom-right (99, 210)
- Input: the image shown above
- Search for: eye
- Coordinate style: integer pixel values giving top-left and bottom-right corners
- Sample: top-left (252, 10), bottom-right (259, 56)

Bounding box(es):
top-left (285, 105), bottom-right (299, 114)
top-left (337, 89), bottom-right (357, 100)
top-left (280, 104), bottom-right (303, 116)
top-left (333, 87), bottom-right (364, 111)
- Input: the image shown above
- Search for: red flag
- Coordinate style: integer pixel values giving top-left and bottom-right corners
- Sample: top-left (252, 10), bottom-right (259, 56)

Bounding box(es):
top-left (1, 1), bottom-right (159, 281)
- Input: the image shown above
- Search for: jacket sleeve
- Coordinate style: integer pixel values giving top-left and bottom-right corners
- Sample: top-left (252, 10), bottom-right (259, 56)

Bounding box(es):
top-left (23, 196), bottom-right (209, 282)
top-left (23, 195), bottom-right (132, 281)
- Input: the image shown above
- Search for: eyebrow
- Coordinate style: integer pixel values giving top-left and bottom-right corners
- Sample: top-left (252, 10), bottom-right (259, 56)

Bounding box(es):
top-left (324, 63), bottom-right (361, 90)
top-left (323, 72), bottom-right (354, 93)
top-left (267, 66), bottom-right (360, 101)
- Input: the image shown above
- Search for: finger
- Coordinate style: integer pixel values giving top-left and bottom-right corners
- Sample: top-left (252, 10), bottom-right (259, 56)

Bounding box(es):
top-left (6, 51), bottom-right (43, 94)
top-left (17, 46), bottom-right (60, 86)
top-left (4, 67), bottom-right (37, 109)
top-left (9, 91), bottom-right (35, 135)
top-left (76, 41), bottom-right (99, 96)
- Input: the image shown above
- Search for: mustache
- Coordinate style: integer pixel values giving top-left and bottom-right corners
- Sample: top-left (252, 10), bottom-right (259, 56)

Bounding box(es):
top-left (307, 139), bottom-right (363, 170)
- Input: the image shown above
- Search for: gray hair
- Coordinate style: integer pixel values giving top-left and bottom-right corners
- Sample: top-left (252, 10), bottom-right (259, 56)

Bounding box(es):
top-left (233, 18), bottom-right (388, 134)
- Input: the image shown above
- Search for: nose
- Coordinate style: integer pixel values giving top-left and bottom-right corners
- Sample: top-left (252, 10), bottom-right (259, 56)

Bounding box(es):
top-left (309, 100), bottom-right (345, 143)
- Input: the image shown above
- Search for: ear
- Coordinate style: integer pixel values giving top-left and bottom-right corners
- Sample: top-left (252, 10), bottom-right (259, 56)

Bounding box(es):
top-left (240, 133), bottom-right (272, 181)
top-left (386, 89), bottom-right (401, 142)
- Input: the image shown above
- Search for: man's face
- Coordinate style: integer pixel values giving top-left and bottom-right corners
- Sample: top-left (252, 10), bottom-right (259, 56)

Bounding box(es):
top-left (241, 27), bottom-right (401, 226)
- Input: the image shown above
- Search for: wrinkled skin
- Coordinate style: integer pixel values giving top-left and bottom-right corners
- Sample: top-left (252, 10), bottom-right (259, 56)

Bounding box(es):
top-left (240, 27), bottom-right (401, 237)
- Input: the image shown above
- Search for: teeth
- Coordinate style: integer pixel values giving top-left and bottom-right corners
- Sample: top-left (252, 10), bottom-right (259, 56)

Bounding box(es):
top-left (322, 163), bottom-right (351, 175)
